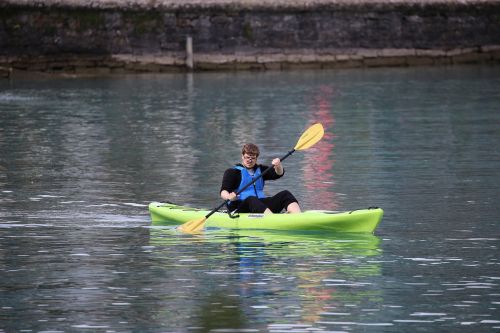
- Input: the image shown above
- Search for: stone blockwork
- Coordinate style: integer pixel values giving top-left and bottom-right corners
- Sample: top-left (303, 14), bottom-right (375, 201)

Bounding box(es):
top-left (0, 0), bottom-right (499, 74)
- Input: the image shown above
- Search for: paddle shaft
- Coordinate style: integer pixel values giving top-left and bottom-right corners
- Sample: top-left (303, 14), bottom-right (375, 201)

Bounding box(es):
top-left (204, 149), bottom-right (296, 219)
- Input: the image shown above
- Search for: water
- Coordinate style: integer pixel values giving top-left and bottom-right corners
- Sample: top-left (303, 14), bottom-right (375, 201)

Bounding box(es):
top-left (0, 65), bottom-right (499, 332)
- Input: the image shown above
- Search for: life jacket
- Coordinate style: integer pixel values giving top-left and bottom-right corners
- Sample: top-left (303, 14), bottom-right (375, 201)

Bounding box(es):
top-left (234, 165), bottom-right (266, 201)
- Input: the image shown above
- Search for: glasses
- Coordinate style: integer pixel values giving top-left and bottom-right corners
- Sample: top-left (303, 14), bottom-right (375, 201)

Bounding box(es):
top-left (243, 154), bottom-right (257, 161)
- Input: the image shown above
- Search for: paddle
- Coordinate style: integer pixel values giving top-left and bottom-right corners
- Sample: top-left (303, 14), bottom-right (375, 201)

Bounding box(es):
top-left (178, 123), bottom-right (325, 233)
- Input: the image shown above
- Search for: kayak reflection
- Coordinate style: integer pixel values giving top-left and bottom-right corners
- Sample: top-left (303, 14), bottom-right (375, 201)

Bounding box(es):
top-left (148, 228), bottom-right (383, 330)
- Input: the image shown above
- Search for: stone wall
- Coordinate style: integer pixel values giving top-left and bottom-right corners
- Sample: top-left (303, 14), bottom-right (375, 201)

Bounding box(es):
top-left (1, 0), bottom-right (500, 74)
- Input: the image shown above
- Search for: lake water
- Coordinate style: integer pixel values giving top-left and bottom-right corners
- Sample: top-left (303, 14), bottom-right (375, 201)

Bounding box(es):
top-left (0, 65), bottom-right (499, 332)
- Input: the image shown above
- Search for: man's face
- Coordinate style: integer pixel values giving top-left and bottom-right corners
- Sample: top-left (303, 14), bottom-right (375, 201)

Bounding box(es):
top-left (241, 153), bottom-right (257, 168)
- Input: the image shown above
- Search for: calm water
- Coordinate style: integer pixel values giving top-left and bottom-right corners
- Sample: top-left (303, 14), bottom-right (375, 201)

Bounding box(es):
top-left (0, 66), bottom-right (499, 332)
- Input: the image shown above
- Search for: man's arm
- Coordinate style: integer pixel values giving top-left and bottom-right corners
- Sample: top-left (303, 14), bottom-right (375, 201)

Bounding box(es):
top-left (220, 168), bottom-right (241, 200)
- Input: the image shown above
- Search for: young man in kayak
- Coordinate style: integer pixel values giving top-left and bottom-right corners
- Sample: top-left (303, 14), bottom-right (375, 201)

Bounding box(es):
top-left (220, 143), bottom-right (301, 214)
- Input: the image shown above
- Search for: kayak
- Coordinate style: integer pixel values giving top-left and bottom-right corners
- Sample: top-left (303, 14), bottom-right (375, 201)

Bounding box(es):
top-left (149, 202), bottom-right (383, 233)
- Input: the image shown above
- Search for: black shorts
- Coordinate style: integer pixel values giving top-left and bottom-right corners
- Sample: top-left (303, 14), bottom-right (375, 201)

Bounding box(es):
top-left (228, 190), bottom-right (298, 213)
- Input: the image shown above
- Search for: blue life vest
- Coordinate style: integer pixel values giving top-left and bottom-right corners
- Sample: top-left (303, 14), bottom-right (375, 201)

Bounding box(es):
top-left (234, 165), bottom-right (266, 201)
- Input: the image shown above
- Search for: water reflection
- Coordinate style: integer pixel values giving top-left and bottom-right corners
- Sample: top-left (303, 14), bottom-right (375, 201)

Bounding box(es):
top-left (303, 85), bottom-right (338, 209)
top-left (148, 228), bottom-right (382, 330)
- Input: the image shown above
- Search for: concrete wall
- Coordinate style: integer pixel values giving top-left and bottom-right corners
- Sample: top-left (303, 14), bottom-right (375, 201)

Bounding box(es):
top-left (1, 0), bottom-right (500, 74)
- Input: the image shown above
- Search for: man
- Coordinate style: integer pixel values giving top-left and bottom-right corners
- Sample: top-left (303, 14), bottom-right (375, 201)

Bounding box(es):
top-left (220, 143), bottom-right (301, 214)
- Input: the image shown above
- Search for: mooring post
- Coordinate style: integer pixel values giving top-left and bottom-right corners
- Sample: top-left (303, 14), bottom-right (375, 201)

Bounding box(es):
top-left (186, 36), bottom-right (193, 70)
top-left (0, 66), bottom-right (12, 79)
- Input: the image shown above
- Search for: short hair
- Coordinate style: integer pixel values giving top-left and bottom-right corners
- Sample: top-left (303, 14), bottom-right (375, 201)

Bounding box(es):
top-left (241, 143), bottom-right (260, 157)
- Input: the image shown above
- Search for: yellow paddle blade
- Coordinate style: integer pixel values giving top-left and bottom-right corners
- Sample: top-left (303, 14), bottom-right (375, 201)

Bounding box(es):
top-left (294, 123), bottom-right (324, 150)
top-left (178, 217), bottom-right (207, 233)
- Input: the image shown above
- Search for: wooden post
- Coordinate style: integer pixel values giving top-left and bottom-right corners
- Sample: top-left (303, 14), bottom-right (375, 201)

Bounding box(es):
top-left (186, 36), bottom-right (193, 70)
top-left (0, 66), bottom-right (12, 79)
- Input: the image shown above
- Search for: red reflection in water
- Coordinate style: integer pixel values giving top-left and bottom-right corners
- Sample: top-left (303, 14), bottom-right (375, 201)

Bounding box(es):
top-left (303, 85), bottom-right (338, 210)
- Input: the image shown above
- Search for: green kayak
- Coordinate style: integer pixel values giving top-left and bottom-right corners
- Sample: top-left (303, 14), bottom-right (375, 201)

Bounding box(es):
top-left (149, 202), bottom-right (383, 233)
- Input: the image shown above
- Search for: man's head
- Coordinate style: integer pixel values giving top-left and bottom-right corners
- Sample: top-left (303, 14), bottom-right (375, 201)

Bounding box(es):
top-left (241, 143), bottom-right (259, 168)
